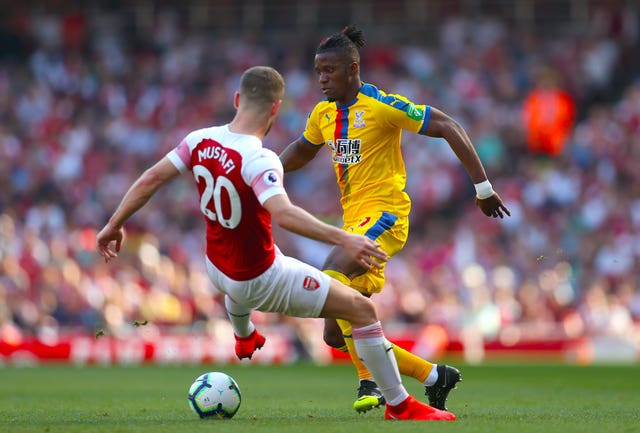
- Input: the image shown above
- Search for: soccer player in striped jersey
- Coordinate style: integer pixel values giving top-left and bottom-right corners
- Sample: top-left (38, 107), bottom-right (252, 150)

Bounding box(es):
top-left (280, 25), bottom-right (510, 413)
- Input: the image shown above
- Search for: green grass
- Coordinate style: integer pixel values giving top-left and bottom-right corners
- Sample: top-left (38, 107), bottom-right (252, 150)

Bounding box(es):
top-left (0, 363), bottom-right (638, 433)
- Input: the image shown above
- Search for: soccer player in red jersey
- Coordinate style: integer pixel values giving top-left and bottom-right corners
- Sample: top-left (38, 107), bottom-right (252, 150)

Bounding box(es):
top-left (280, 25), bottom-right (511, 412)
top-left (97, 66), bottom-right (455, 421)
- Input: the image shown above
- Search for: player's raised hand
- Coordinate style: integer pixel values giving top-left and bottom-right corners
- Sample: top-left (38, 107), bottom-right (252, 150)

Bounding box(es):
top-left (475, 193), bottom-right (511, 219)
top-left (96, 224), bottom-right (124, 263)
top-left (343, 232), bottom-right (388, 270)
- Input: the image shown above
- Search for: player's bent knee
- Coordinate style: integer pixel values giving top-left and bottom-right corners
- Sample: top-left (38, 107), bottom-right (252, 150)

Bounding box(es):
top-left (350, 295), bottom-right (378, 327)
top-left (322, 279), bottom-right (378, 328)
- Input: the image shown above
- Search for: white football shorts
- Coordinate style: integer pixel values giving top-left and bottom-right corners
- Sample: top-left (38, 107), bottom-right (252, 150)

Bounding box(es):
top-left (205, 249), bottom-right (330, 318)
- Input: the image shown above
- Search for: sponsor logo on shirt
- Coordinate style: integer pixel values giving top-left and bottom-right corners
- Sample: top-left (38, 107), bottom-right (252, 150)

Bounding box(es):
top-left (406, 103), bottom-right (424, 121)
top-left (327, 138), bottom-right (363, 165)
top-left (303, 276), bottom-right (320, 291)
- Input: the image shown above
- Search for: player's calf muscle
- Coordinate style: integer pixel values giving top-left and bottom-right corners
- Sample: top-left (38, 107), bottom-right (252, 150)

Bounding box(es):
top-left (323, 319), bottom-right (345, 348)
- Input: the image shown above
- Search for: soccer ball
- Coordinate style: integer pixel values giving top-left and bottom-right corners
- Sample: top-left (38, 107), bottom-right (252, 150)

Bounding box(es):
top-left (188, 372), bottom-right (242, 419)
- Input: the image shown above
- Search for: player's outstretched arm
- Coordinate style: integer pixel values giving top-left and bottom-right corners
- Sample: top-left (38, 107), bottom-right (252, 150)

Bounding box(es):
top-left (96, 157), bottom-right (180, 262)
top-left (423, 107), bottom-right (511, 219)
top-left (279, 137), bottom-right (322, 172)
top-left (263, 193), bottom-right (387, 270)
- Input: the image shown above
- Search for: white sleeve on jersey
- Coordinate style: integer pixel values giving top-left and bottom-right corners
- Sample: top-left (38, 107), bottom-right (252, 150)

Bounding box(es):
top-left (243, 148), bottom-right (286, 205)
top-left (166, 128), bottom-right (214, 173)
top-left (167, 145), bottom-right (188, 173)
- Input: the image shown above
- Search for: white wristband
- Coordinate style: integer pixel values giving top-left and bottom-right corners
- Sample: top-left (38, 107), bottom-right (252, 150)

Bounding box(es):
top-left (474, 180), bottom-right (494, 199)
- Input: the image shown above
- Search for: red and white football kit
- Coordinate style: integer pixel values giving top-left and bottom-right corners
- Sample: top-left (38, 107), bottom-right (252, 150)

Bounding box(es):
top-left (167, 125), bottom-right (330, 317)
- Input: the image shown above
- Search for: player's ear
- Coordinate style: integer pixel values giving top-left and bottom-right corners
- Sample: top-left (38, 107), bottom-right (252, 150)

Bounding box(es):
top-left (233, 92), bottom-right (240, 109)
top-left (271, 99), bottom-right (282, 116)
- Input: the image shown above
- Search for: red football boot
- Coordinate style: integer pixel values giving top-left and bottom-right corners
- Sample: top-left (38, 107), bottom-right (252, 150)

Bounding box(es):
top-left (234, 329), bottom-right (266, 360)
top-left (385, 395), bottom-right (456, 421)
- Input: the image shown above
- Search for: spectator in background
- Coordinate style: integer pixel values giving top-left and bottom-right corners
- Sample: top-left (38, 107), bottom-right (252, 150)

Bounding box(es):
top-left (522, 67), bottom-right (576, 156)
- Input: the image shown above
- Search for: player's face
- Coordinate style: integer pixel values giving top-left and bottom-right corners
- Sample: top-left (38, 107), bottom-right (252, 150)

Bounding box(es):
top-left (314, 52), bottom-right (357, 104)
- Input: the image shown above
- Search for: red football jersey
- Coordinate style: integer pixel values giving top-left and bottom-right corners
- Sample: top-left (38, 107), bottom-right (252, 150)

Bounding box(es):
top-left (167, 125), bottom-right (286, 280)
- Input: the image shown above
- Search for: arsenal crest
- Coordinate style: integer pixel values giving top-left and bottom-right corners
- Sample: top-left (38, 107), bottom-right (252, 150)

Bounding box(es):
top-left (303, 276), bottom-right (320, 290)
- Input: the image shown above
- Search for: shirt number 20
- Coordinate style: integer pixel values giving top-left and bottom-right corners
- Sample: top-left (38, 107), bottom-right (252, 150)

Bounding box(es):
top-left (193, 165), bottom-right (241, 229)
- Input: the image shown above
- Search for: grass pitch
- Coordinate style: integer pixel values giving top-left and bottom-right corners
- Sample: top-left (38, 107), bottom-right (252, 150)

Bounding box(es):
top-left (0, 362), bottom-right (638, 433)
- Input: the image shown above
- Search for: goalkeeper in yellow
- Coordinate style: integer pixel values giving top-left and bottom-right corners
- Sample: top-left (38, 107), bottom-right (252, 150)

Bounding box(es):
top-left (280, 25), bottom-right (510, 413)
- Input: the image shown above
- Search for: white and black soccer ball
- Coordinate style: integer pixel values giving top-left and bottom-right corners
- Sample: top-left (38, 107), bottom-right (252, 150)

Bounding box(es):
top-left (188, 372), bottom-right (241, 419)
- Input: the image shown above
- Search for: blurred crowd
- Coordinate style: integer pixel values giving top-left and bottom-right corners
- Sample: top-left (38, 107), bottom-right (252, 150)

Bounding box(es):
top-left (1, 4), bottom-right (639, 359)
